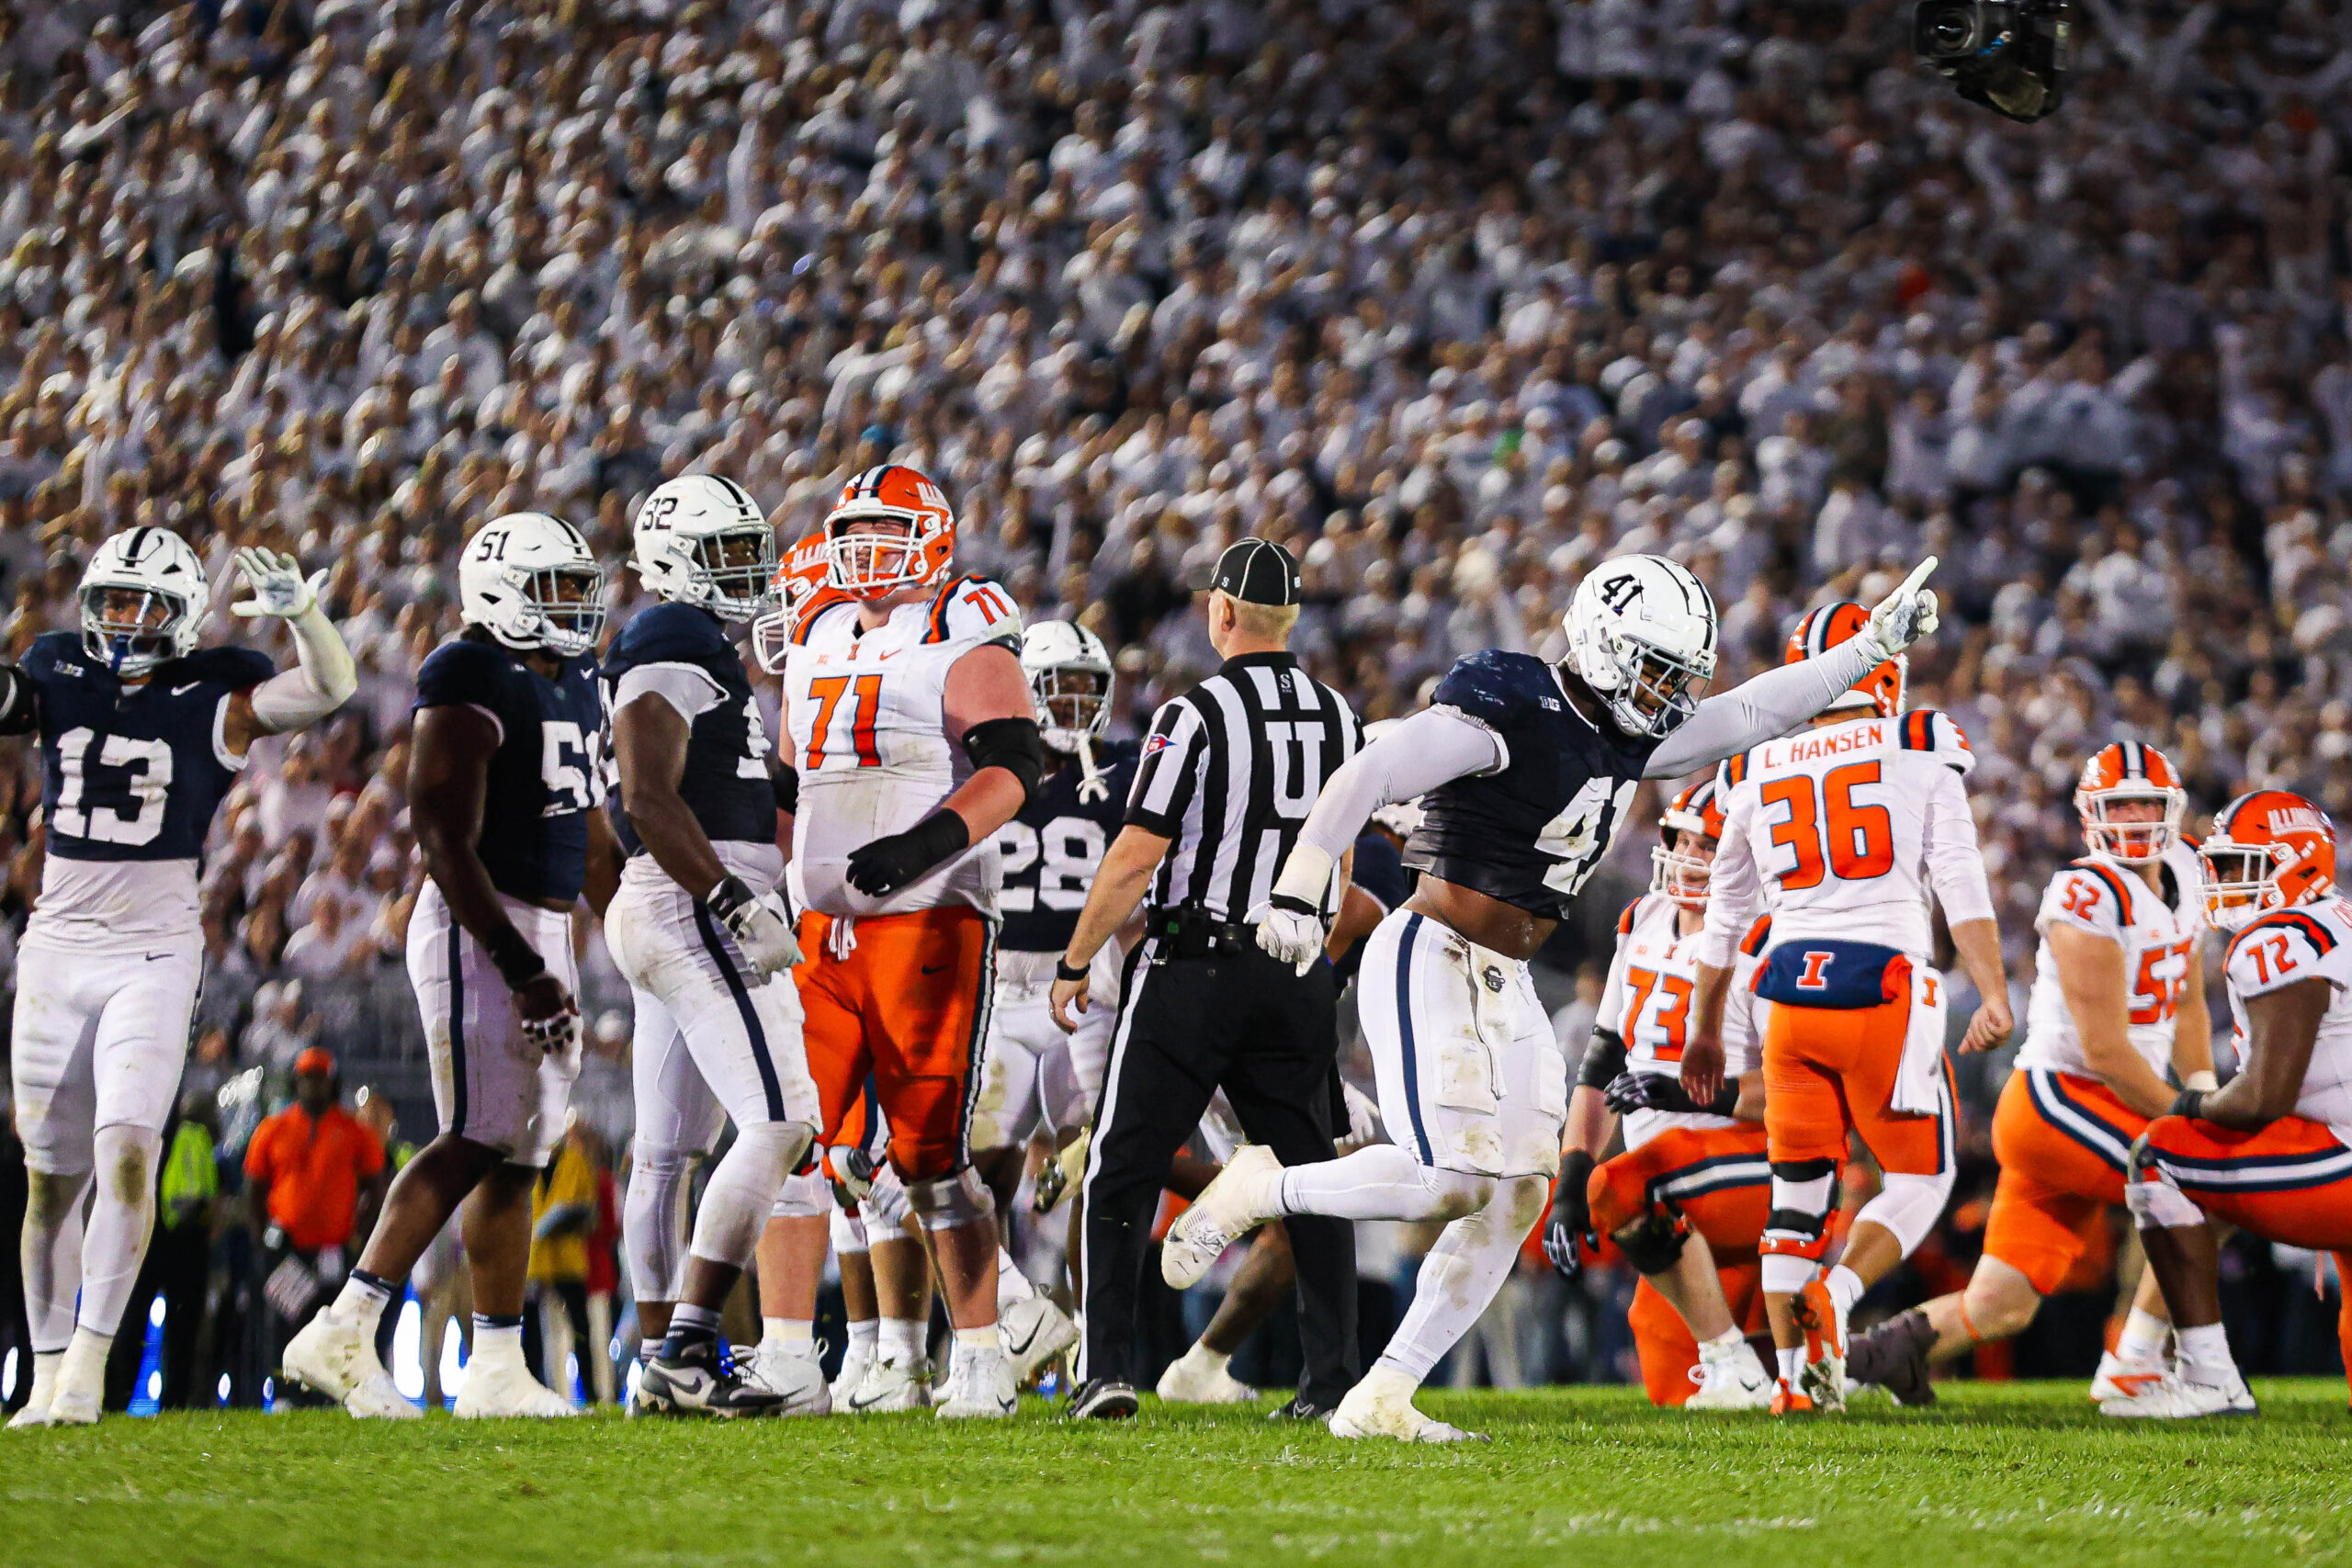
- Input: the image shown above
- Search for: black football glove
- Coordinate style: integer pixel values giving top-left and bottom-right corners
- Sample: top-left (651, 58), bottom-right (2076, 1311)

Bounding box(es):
top-left (1605, 1068), bottom-right (1739, 1119)
top-left (1544, 1151), bottom-right (1597, 1280)
top-left (843, 811), bottom-right (970, 897)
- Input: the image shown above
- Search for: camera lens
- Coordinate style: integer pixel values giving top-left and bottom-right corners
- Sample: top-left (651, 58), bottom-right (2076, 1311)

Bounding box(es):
top-left (1922, 2), bottom-right (1981, 55)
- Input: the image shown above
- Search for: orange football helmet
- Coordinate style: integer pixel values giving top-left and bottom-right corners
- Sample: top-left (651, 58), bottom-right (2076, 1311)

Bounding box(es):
top-left (2074, 741), bottom-right (2188, 863)
top-left (750, 531), bottom-right (839, 672)
top-left (822, 463), bottom-right (956, 598)
top-left (1652, 775), bottom-right (1726, 909)
top-left (1785, 601), bottom-right (1903, 717)
top-left (2201, 790), bottom-right (2338, 931)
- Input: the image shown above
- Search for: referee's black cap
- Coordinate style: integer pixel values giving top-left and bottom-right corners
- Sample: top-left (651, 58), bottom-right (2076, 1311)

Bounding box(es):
top-left (1193, 537), bottom-right (1300, 605)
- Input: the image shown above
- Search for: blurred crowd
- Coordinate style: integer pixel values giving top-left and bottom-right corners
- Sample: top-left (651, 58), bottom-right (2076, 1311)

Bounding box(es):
top-left (3, 0), bottom-right (2352, 1393)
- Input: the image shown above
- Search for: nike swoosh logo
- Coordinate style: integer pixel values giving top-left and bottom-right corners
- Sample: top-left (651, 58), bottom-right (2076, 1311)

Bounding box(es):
top-left (877, 649), bottom-right (900, 660)
top-left (847, 1387), bottom-right (899, 1411)
top-left (172, 682), bottom-right (201, 696)
top-left (145, 953), bottom-right (171, 963)
top-left (1002, 1322), bottom-right (1041, 1357)
top-left (921, 964), bottom-right (946, 975)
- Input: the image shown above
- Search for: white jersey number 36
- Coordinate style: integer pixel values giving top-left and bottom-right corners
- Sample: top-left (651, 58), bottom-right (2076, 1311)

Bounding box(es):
top-left (1537, 776), bottom-right (1635, 897)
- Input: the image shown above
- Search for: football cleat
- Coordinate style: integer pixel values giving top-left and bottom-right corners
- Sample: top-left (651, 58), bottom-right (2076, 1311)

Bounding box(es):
top-left (6, 1402), bottom-right (56, 1430)
top-left (2088, 1348), bottom-right (2171, 1404)
top-left (842, 1355), bottom-right (933, 1415)
top-left (42, 1337), bottom-right (105, 1427)
top-left (1683, 1340), bottom-right (1774, 1411)
top-left (1067, 1378), bottom-right (1140, 1420)
top-left (1847, 1307), bottom-right (1938, 1407)
top-left (743, 1341), bottom-right (832, 1416)
top-left (455, 1357), bottom-right (580, 1419)
top-left (345, 1371), bottom-right (424, 1420)
top-left (1328, 1370), bottom-right (1487, 1443)
top-left (2099, 1371), bottom-right (2257, 1419)
top-left (282, 1307), bottom-right (392, 1407)
top-left (1160, 1145), bottom-right (1284, 1289)
top-left (1792, 1279), bottom-right (1849, 1413)
top-left (829, 1341), bottom-right (876, 1411)
top-left (6, 1356), bottom-right (59, 1430)
top-left (1770, 1379), bottom-right (1817, 1416)
top-left (936, 1343), bottom-right (1018, 1420)
top-left (1000, 1294), bottom-right (1079, 1385)
top-left (634, 1340), bottom-right (786, 1419)
top-left (1266, 1393), bottom-right (1340, 1422)
top-left (1157, 1349), bottom-right (1261, 1405)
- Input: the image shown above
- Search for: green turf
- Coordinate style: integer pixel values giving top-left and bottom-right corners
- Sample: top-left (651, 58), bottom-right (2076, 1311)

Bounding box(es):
top-left (4, 1382), bottom-right (2346, 1567)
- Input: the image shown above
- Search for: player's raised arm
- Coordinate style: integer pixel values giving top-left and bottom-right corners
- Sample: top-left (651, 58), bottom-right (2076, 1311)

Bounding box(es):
top-left (220, 547), bottom-right (358, 755)
top-left (1643, 558), bottom-right (1942, 780)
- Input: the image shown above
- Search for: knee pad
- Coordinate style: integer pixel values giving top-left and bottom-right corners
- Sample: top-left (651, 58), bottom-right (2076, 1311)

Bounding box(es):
top-left (903, 1166), bottom-right (993, 1232)
top-left (2126, 1173), bottom-right (2206, 1231)
top-left (771, 1168), bottom-right (830, 1221)
top-left (830, 1204), bottom-right (869, 1256)
top-left (1856, 1168), bottom-right (1955, 1258)
top-left (1763, 1156), bottom-right (1840, 1261)
top-left (92, 1123), bottom-right (160, 1207)
top-left (726, 1120), bottom-right (815, 1188)
top-left (1613, 1201), bottom-right (1691, 1276)
top-left (1759, 1252), bottom-right (1821, 1296)
top-left (24, 1166), bottom-right (93, 1224)
top-left (624, 1146), bottom-right (695, 1303)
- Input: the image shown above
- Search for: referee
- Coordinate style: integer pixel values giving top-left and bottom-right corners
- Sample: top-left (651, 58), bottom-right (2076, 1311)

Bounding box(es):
top-left (1048, 538), bottom-right (1362, 1421)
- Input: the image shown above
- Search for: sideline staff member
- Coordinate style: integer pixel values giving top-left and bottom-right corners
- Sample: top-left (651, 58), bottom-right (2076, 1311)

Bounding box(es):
top-left (1050, 539), bottom-right (1362, 1420)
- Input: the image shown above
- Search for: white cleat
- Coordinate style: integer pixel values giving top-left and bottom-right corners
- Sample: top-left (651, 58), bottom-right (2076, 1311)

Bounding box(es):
top-left (1157, 1349), bottom-right (1260, 1405)
top-left (1327, 1368), bottom-right (1487, 1444)
top-left (841, 1355), bottom-right (933, 1415)
top-left (345, 1371), bottom-right (424, 1420)
top-left (6, 1403), bottom-right (56, 1430)
top-left (829, 1345), bottom-right (876, 1412)
top-left (1160, 1145), bottom-right (1284, 1289)
top-left (745, 1342), bottom-right (833, 1416)
top-left (935, 1343), bottom-right (1018, 1419)
top-left (2088, 1348), bottom-right (2171, 1404)
top-left (999, 1295), bottom-right (1079, 1385)
top-left (283, 1308), bottom-right (391, 1406)
top-left (42, 1336), bottom-right (105, 1427)
top-left (454, 1359), bottom-right (579, 1418)
top-left (7, 1355), bottom-right (60, 1429)
top-left (1683, 1341), bottom-right (1775, 1411)
top-left (2099, 1371), bottom-right (2257, 1419)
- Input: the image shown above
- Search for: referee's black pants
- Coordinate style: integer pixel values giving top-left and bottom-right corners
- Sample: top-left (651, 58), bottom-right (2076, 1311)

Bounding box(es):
top-left (1080, 943), bottom-right (1359, 1405)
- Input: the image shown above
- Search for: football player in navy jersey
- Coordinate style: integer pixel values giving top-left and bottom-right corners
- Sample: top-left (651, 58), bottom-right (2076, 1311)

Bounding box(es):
top-left (1160, 553), bottom-right (1946, 1443)
top-left (284, 513), bottom-right (619, 1421)
top-left (967, 621), bottom-right (1131, 1383)
top-left (2, 526), bottom-right (355, 1428)
top-left (597, 475), bottom-right (825, 1418)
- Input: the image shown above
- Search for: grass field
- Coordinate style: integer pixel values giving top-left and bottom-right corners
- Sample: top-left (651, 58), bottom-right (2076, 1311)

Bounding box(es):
top-left (5, 1381), bottom-right (2347, 1568)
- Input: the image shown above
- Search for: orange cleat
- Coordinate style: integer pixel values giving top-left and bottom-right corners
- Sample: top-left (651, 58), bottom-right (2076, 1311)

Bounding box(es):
top-left (1770, 1379), bottom-right (1816, 1416)
top-left (1792, 1279), bottom-right (1849, 1412)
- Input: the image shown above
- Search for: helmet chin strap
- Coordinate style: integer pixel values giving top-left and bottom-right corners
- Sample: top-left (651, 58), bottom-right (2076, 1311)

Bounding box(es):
top-left (1073, 733), bottom-right (1108, 803)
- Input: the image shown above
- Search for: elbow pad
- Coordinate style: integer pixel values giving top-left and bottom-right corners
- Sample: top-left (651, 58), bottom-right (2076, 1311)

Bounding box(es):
top-left (962, 716), bottom-right (1045, 807)
top-left (772, 764), bottom-right (798, 817)
top-left (0, 663), bottom-right (36, 737)
top-left (1577, 1030), bottom-right (1628, 1090)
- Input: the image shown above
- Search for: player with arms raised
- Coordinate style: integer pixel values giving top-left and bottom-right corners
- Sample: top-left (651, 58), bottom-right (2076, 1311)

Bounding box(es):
top-left (1845, 743), bottom-right (2210, 1404)
top-left (5, 529), bottom-right (355, 1428)
top-left (756, 464), bottom-right (1046, 1419)
top-left (1162, 554), bottom-right (1942, 1442)
top-left (282, 513), bottom-right (617, 1420)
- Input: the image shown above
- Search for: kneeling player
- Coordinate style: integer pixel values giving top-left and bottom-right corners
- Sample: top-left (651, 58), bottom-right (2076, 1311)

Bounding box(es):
top-left (2103, 791), bottom-right (2352, 1418)
top-left (1848, 743), bottom-right (2211, 1403)
top-left (1547, 779), bottom-right (1774, 1409)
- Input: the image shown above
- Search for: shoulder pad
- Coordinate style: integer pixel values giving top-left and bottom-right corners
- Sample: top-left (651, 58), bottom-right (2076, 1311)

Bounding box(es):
top-left (1616, 897), bottom-right (1643, 937)
top-left (787, 591), bottom-right (858, 646)
top-left (1740, 914), bottom-right (1773, 957)
top-left (21, 632), bottom-right (76, 680)
top-left (922, 576), bottom-right (1023, 647)
top-left (609, 602), bottom-right (726, 672)
top-left (1896, 708), bottom-right (1975, 775)
top-left (2225, 907), bottom-right (2347, 995)
top-left (1431, 649), bottom-right (1554, 728)
top-left (415, 637), bottom-right (514, 703)
top-left (1719, 750), bottom-right (1755, 790)
top-left (173, 645), bottom-right (279, 690)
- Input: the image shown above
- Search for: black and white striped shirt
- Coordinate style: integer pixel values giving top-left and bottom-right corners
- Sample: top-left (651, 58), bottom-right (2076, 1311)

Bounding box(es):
top-left (1124, 652), bottom-right (1361, 922)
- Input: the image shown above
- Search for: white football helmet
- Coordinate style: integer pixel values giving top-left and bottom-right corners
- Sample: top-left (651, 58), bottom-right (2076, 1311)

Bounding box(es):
top-left (1563, 554), bottom-right (1719, 739)
top-left (459, 513), bottom-right (605, 657)
top-left (632, 474), bottom-right (775, 622)
top-left (1020, 620), bottom-right (1114, 753)
top-left (80, 525), bottom-right (210, 677)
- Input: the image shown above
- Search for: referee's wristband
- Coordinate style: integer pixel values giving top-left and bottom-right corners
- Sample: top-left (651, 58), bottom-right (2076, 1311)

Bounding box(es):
top-left (1056, 956), bottom-right (1090, 984)
top-left (481, 922), bottom-right (548, 991)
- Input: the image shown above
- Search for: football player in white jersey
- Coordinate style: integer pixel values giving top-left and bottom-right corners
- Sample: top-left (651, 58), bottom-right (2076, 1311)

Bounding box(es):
top-left (602, 475), bottom-right (825, 1417)
top-left (1845, 742), bottom-right (2211, 1405)
top-left (1688, 600), bottom-right (2009, 1414)
top-left (2103, 791), bottom-right (2352, 1418)
top-left (754, 463), bottom-right (1044, 1418)
top-left (6, 528), bottom-right (355, 1428)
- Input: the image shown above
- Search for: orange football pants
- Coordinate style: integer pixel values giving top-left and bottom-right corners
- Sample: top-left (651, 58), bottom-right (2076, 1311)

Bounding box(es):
top-left (1984, 1069), bottom-right (2145, 1295)
top-left (1589, 1123), bottom-right (1771, 1406)
top-left (1762, 993), bottom-right (1949, 1174)
top-left (796, 906), bottom-right (994, 1182)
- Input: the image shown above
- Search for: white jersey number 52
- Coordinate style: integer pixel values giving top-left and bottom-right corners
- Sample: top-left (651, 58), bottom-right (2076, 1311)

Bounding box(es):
top-left (1537, 776), bottom-right (1635, 897)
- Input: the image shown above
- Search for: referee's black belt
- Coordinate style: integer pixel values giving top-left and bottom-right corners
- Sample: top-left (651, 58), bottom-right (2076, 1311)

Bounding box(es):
top-left (1145, 904), bottom-right (1256, 960)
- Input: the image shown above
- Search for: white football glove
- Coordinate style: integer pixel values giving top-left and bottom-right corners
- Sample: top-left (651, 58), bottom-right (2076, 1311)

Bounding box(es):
top-left (229, 547), bottom-right (325, 620)
top-left (1859, 555), bottom-right (1940, 662)
top-left (1338, 1082), bottom-right (1382, 1150)
top-left (709, 874), bottom-right (802, 976)
top-left (518, 998), bottom-right (581, 1056)
top-left (1250, 896), bottom-right (1324, 976)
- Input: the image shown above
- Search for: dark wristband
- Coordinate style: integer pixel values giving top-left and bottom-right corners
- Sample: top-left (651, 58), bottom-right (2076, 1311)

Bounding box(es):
top-left (1270, 891), bottom-right (1320, 918)
top-left (481, 921), bottom-right (547, 991)
top-left (1707, 1083), bottom-right (1741, 1117)
top-left (1056, 956), bottom-right (1089, 983)
top-left (900, 809), bottom-right (972, 872)
top-left (772, 765), bottom-right (798, 817)
top-left (2170, 1089), bottom-right (2206, 1122)
top-left (1558, 1149), bottom-right (1594, 1193)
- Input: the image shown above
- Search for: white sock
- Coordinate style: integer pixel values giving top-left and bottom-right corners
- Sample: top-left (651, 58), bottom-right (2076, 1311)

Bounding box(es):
top-left (1369, 1174), bottom-right (1547, 1382)
top-left (954, 1325), bottom-right (997, 1351)
top-left (762, 1316), bottom-right (813, 1348)
top-left (845, 1319), bottom-right (879, 1361)
top-left (2175, 1322), bottom-right (2236, 1383)
top-left (1825, 1264), bottom-right (1865, 1317)
top-left (334, 1274), bottom-right (394, 1337)
top-left (2116, 1307), bottom-right (2170, 1364)
top-left (995, 1247), bottom-right (1036, 1306)
top-left (58, 1325), bottom-right (112, 1391)
top-left (471, 1316), bottom-right (526, 1368)
top-left (25, 1349), bottom-right (62, 1406)
top-left (1275, 1144), bottom-right (1490, 1224)
top-left (879, 1317), bottom-right (925, 1363)
top-left (1180, 1341), bottom-right (1232, 1373)
top-left (1778, 1347), bottom-right (1804, 1384)
top-left (1699, 1326), bottom-right (1746, 1359)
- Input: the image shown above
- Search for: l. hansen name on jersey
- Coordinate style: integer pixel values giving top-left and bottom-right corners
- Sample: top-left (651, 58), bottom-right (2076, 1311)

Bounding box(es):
top-left (992, 739), bottom-right (1139, 953)
top-left (601, 601), bottom-right (776, 855)
top-left (413, 636), bottom-right (605, 904)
